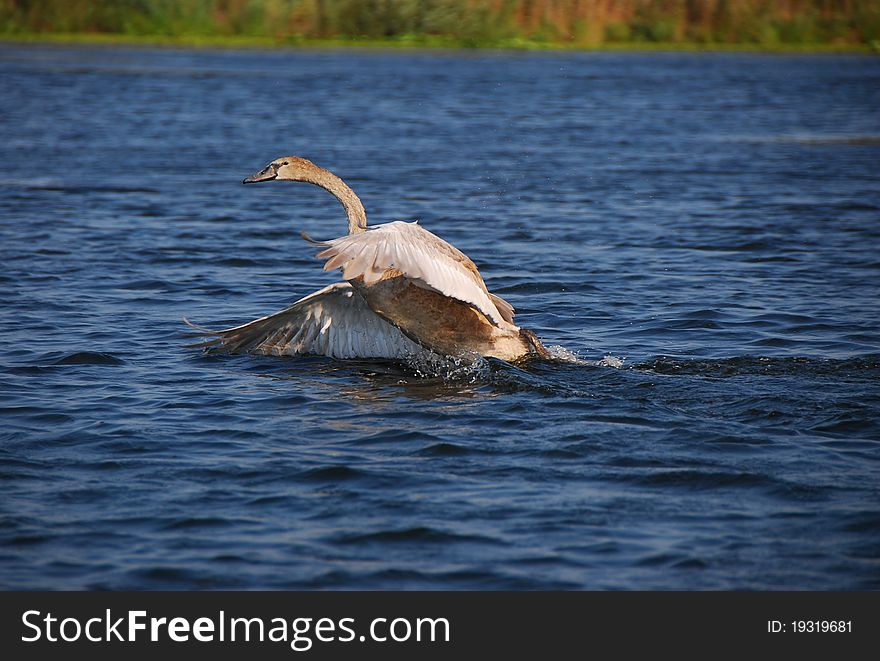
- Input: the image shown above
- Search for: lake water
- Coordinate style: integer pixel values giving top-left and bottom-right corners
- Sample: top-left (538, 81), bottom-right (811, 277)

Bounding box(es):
top-left (1, 44), bottom-right (878, 590)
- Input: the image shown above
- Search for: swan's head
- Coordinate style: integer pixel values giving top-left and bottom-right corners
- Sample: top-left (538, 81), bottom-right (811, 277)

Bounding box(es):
top-left (242, 156), bottom-right (321, 185)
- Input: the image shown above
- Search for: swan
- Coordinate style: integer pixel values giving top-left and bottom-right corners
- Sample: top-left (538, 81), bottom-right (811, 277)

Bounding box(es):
top-left (187, 156), bottom-right (548, 362)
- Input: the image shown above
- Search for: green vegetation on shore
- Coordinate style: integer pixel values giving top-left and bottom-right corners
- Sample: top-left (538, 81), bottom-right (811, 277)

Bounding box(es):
top-left (2, 1), bottom-right (878, 52)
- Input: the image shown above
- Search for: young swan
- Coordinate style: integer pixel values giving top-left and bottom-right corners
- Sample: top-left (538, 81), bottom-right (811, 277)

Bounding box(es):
top-left (189, 156), bottom-right (549, 362)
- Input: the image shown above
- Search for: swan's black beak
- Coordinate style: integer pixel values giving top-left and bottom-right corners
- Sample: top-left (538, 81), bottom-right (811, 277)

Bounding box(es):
top-left (242, 164), bottom-right (278, 184)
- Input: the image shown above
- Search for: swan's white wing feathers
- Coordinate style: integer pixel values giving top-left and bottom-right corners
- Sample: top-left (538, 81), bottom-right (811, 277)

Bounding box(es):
top-left (315, 221), bottom-right (510, 327)
top-left (184, 282), bottom-right (426, 359)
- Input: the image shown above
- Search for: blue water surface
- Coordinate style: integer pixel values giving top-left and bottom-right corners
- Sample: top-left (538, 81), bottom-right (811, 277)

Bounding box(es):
top-left (1, 44), bottom-right (879, 589)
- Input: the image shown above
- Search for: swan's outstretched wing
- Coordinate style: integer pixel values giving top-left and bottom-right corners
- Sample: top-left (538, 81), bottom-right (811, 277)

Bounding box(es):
top-left (312, 221), bottom-right (513, 327)
top-left (184, 282), bottom-right (427, 359)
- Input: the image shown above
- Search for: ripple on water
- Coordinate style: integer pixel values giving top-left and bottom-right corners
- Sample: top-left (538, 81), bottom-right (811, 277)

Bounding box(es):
top-left (414, 442), bottom-right (473, 457)
top-left (49, 351), bottom-right (126, 366)
top-left (636, 355), bottom-right (880, 378)
top-left (331, 527), bottom-right (507, 547)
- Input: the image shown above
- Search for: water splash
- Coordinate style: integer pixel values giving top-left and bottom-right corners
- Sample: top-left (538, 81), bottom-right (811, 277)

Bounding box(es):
top-left (544, 345), bottom-right (626, 369)
top-left (595, 354), bottom-right (626, 368)
top-left (403, 349), bottom-right (490, 383)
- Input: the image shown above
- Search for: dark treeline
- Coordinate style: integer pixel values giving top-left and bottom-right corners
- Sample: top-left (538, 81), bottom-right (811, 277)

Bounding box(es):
top-left (2, 0), bottom-right (878, 47)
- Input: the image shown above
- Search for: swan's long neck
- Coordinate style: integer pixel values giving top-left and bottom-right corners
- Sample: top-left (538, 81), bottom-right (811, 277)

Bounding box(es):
top-left (303, 168), bottom-right (367, 234)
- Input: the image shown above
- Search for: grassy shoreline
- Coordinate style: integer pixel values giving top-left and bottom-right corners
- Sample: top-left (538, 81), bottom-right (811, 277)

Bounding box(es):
top-left (1, 31), bottom-right (875, 54)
